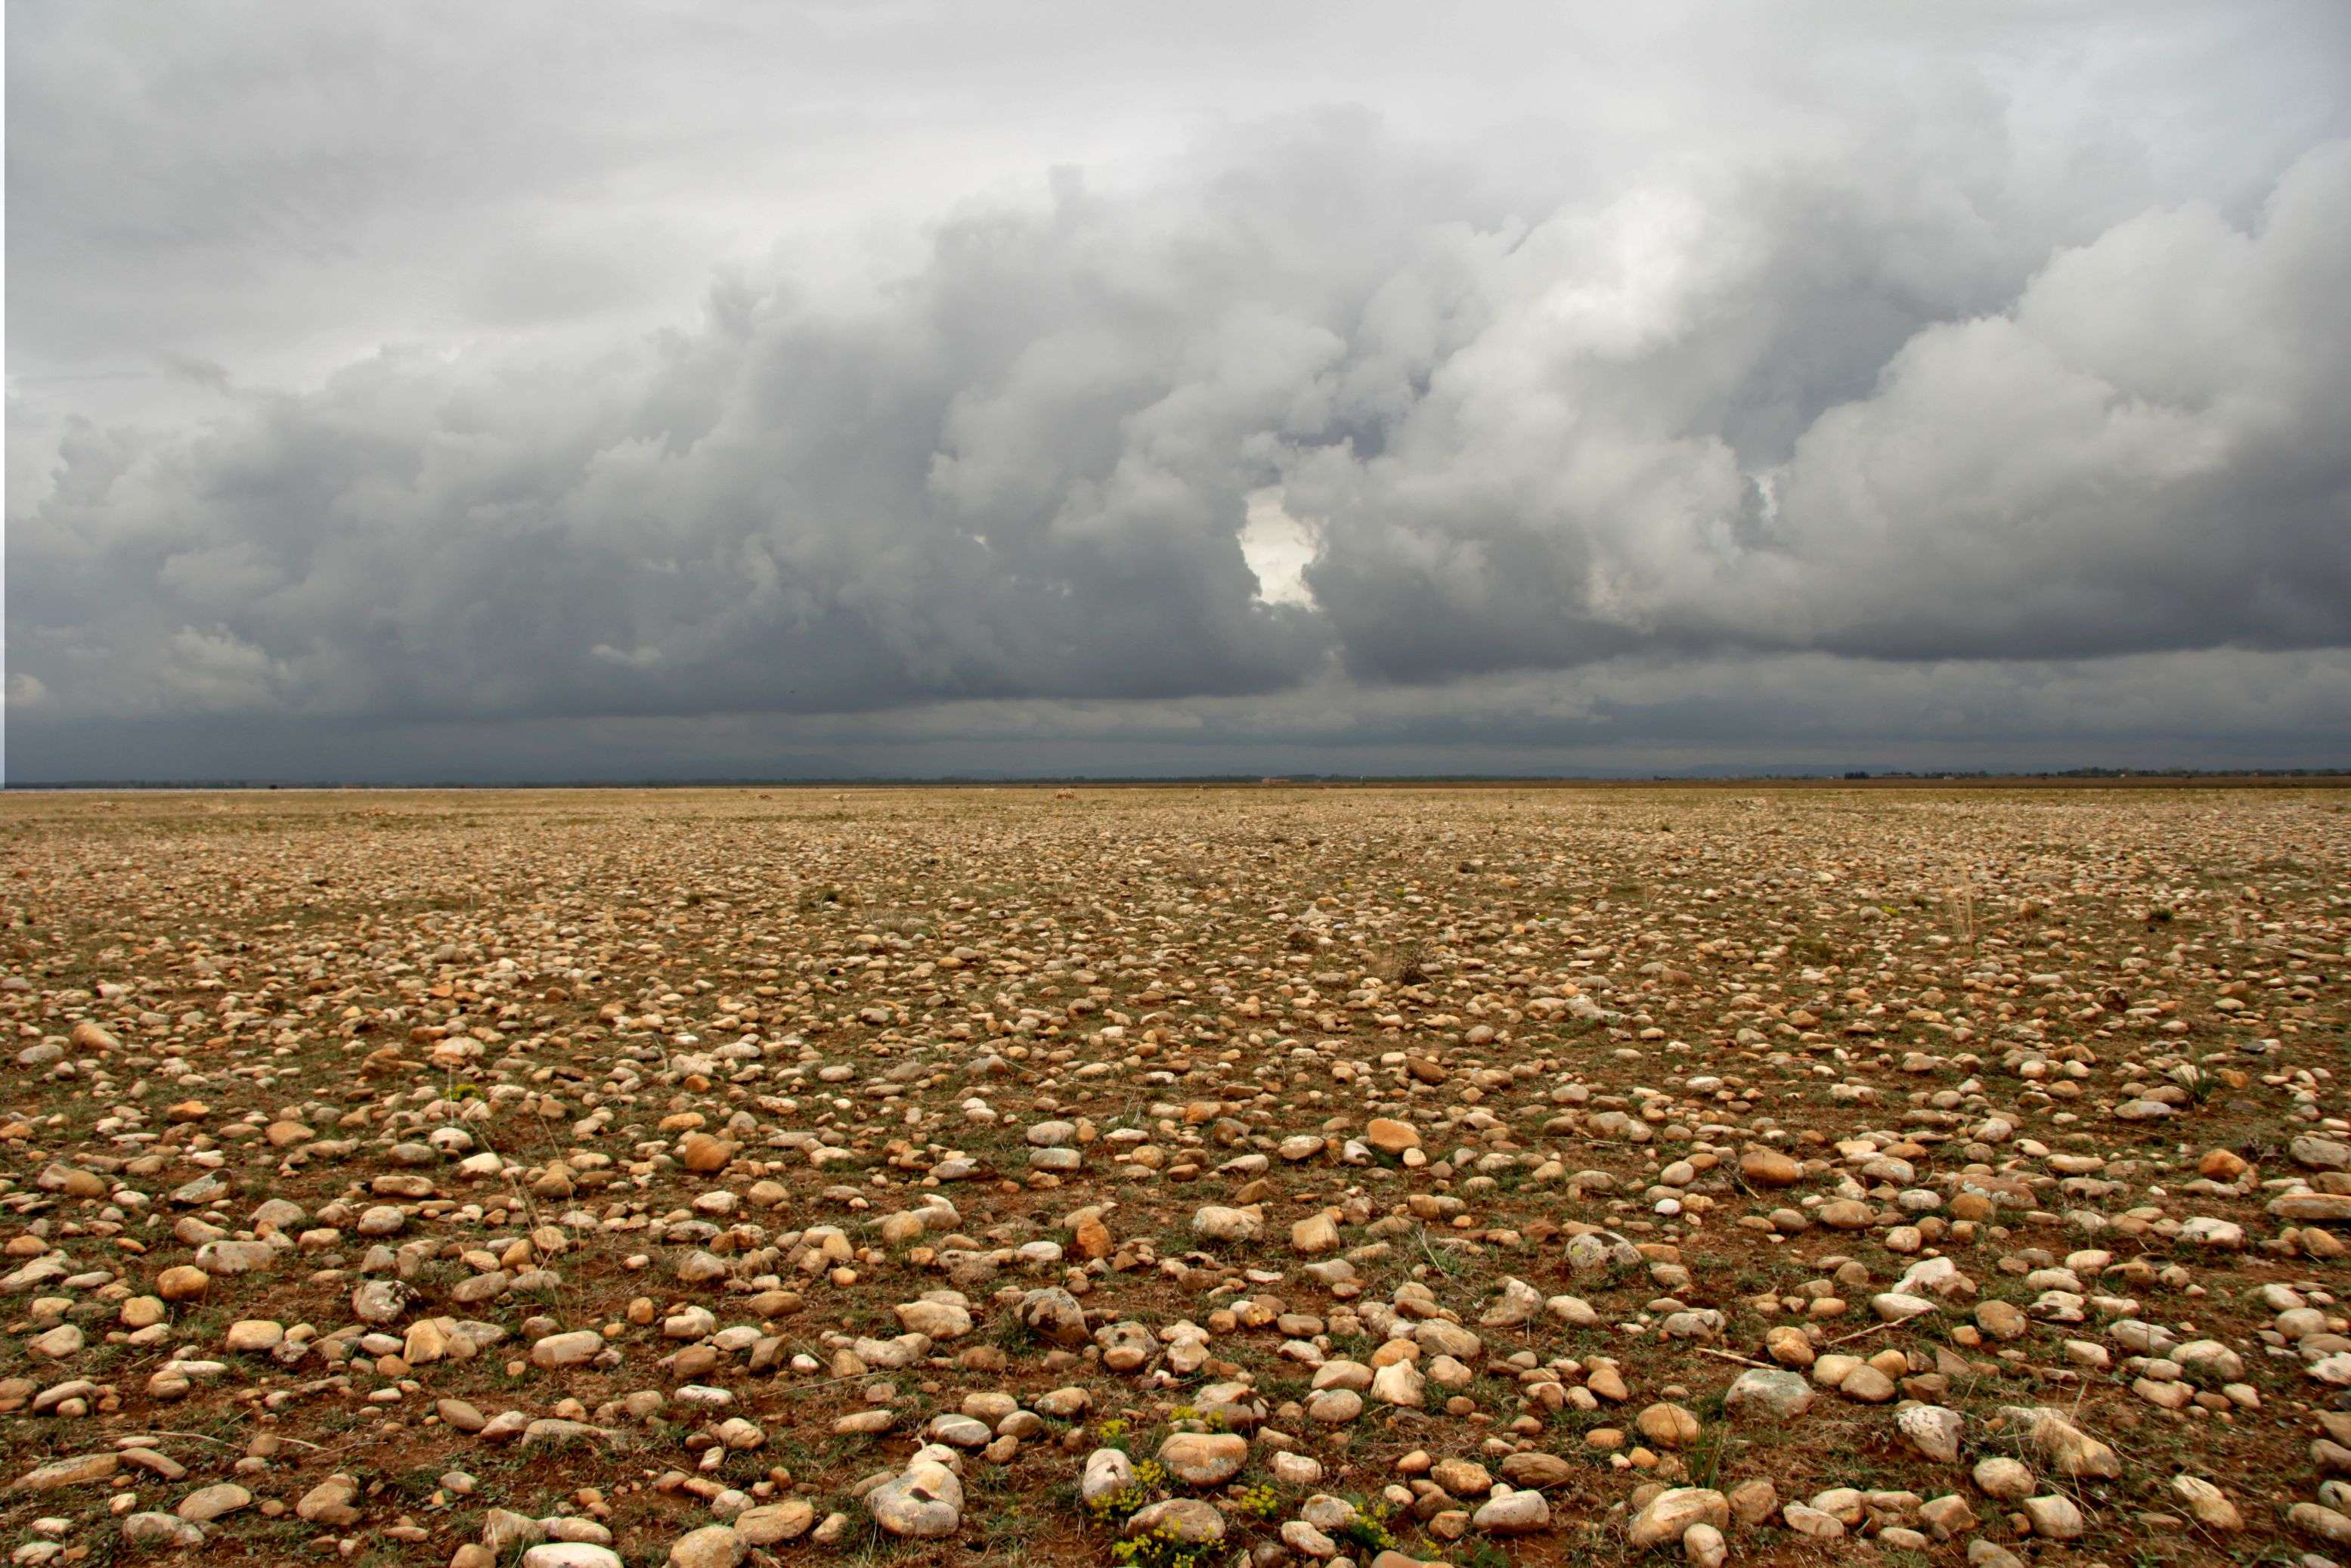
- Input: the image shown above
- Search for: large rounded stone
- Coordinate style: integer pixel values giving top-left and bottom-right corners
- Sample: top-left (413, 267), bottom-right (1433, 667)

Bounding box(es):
top-left (1836, 1365), bottom-right (1897, 1403)
top-left (1126, 1499), bottom-right (1225, 1545)
top-left (1500, 1452), bottom-right (1575, 1489)
top-left (1972, 1456), bottom-right (2036, 1500)
top-left (157, 1266), bottom-right (211, 1303)
top-left (894, 1300), bottom-right (973, 1340)
top-left (1306, 1389), bottom-right (1363, 1424)
top-left (1628, 1489), bottom-right (1728, 1550)
top-left (1081, 1448), bottom-right (1137, 1504)
top-left (121, 1514), bottom-right (204, 1548)
top-left (1157, 1432), bottom-right (1247, 1487)
top-left (1473, 1490), bottom-right (1550, 1535)
top-left (521, 1548), bottom-right (625, 1568)
top-left (1722, 1369), bottom-right (1813, 1423)
top-left (2021, 1495), bottom-right (2084, 1539)
top-left (1191, 1206), bottom-right (1262, 1243)
top-left (1999, 1405), bottom-right (2120, 1479)
top-left (677, 1133), bottom-right (736, 1173)
top-left (1896, 1404), bottom-right (1963, 1463)
top-left (667, 1526), bottom-right (745, 1568)
top-left (1018, 1288), bottom-right (1089, 1346)
top-left (867, 1460), bottom-right (963, 1539)
top-left (1636, 1402), bottom-right (1703, 1447)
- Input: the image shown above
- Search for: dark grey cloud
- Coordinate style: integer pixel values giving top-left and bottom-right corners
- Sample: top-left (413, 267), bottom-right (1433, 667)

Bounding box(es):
top-left (17, 649), bottom-right (2349, 783)
top-left (8, 2), bottom-right (2351, 779)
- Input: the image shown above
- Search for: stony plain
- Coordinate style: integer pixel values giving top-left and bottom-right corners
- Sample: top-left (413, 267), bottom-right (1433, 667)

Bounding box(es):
top-left (2, 784), bottom-right (2346, 1568)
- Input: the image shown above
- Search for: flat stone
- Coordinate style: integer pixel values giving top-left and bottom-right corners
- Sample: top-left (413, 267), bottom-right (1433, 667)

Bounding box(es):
top-left (1783, 1503), bottom-right (1845, 1539)
top-left (9, 1454), bottom-right (119, 1492)
top-left (175, 1483), bottom-right (252, 1523)
top-left (1501, 1452), bottom-right (1575, 1489)
top-left (734, 1500), bottom-right (816, 1545)
top-left (532, 1330), bottom-right (605, 1368)
top-left (2292, 1136), bottom-right (2351, 1172)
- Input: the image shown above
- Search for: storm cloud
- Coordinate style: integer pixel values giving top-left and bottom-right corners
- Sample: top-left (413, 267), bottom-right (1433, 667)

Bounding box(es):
top-left (9, 2), bottom-right (2350, 779)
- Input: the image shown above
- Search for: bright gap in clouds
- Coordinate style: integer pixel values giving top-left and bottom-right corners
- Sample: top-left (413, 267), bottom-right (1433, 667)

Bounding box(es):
top-left (1241, 488), bottom-right (1318, 609)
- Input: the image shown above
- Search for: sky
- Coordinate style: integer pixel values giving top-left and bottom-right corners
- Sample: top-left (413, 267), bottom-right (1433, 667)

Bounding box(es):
top-left (7, 1), bottom-right (2351, 782)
